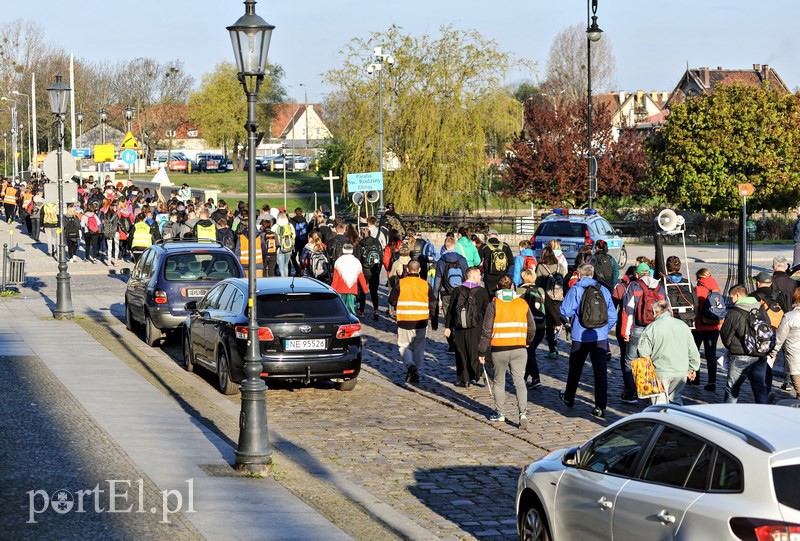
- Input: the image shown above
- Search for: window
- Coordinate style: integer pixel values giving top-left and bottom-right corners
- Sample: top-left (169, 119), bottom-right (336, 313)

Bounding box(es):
top-left (773, 465), bottom-right (800, 511)
top-left (538, 222), bottom-right (587, 238)
top-left (685, 446), bottom-right (713, 490)
top-left (596, 219), bottom-right (615, 236)
top-left (640, 427), bottom-right (707, 488)
top-left (256, 293), bottom-right (348, 320)
top-left (198, 285), bottom-right (224, 311)
top-left (216, 286), bottom-right (236, 312)
top-left (582, 422), bottom-right (655, 477)
top-left (141, 250), bottom-right (156, 279)
top-left (230, 290), bottom-right (245, 314)
top-left (710, 450), bottom-right (743, 492)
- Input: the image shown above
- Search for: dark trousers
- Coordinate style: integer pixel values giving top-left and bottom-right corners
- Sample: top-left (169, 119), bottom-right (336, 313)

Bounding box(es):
top-left (692, 329), bottom-right (719, 384)
top-left (440, 294), bottom-right (455, 352)
top-left (358, 270), bottom-right (381, 312)
top-left (84, 232), bottom-right (100, 259)
top-left (564, 339), bottom-right (609, 410)
top-left (525, 327), bottom-right (546, 381)
top-left (66, 239), bottom-right (78, 259)
top-left (30, 218), bottom-right (41, 242)
top-left (4, 204), bottom-right (15, 223)
top-left (262, 254), bottom-right (277, 277)
top-left (452, 327), bottom-right (481, 384)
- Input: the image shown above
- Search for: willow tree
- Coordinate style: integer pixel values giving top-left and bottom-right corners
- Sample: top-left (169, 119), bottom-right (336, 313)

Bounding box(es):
top-left (323, 25), bottom-right (527, 214)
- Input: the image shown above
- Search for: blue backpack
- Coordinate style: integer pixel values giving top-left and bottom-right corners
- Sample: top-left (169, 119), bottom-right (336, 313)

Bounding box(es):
top-left (700, 290), bottom-right (728, 324)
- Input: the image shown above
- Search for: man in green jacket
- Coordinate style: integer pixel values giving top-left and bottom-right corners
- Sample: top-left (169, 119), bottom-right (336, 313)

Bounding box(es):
top-left (455, 226), bottom-right (481, 268)
top-left (637, 299), bottom-right (701, 405)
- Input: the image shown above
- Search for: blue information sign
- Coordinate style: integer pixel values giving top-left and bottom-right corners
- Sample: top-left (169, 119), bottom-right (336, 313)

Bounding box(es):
top-left (71, 148), bottom-right (90, 159)
top-left (346, 172), bottom-right (384, 192)
top-left (121, 149), bottom-right (137, 164)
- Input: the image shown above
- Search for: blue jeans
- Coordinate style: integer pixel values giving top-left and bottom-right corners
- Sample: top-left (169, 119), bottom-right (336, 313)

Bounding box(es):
top-left (622, 325), bottom-right (645, 398)
top-left (276, 251), bottom-right (291, 277)
top-left (649, 376), bottom-right (687, 406)
top-left (724, 355), bottom-right (768, 404)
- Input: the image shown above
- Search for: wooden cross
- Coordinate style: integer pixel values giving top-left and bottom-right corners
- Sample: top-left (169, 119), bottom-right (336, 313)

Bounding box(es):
top-left (323, 170), bottom-right (340, 219)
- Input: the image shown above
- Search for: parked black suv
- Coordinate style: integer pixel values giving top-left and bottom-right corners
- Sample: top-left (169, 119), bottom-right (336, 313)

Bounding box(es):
top-left (182, 277), bottom-right (363, 395)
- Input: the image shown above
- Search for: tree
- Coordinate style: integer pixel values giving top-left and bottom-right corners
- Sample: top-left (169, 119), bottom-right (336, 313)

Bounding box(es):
top-left (323, 25), bottom-right (530, 213)
top-left (501, 97), bottom-right (648, 206)
top-left (189, 62), bottom-right (286, 169)
top-left (646, 84), bottom-right (800, 213)
top-left (540, 23), bottom-right (615, 103)
top-left (513, 81), bottom-right (539, 103)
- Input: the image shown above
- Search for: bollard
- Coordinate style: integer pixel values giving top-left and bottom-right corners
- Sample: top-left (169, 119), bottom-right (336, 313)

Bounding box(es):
top-left (1, 243), bottom-right (6, 292)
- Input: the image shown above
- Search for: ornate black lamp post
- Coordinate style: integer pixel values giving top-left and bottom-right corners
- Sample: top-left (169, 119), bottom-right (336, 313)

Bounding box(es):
top-left (48, 75), bottom-right (74, 319)
top-left (228, 0), bottom-right (275, 474)
top-left (586, 0), bottom-right (602, 209)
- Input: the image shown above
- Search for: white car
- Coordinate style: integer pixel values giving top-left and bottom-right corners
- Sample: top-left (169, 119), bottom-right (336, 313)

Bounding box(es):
top-left (516, 404), bottom-right (800, 541)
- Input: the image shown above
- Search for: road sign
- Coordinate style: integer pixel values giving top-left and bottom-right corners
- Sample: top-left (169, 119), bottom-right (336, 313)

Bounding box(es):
top-left (739, 183), bottom-right (755, 196)
top-left (71, 148), bottom-right (90, 159)
top-left (120, 131), bottom-right (140, 150)
top-left (346, 171), bottom-right (384, 192)
top-left (121, 149), bottom-right (137, 165)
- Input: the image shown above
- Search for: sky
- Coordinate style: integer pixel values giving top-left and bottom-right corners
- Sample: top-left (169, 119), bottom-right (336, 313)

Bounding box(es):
top-left (4, 0), bottom-right (799, 103)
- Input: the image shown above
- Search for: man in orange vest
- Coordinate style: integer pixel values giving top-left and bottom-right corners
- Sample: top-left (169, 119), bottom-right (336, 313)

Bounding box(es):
top-left (478, 274), bottom-right (536, 429)
top-left (390, 259), bottom-right (437, 384)
top-left (3, 183), bottom-right (18, 224)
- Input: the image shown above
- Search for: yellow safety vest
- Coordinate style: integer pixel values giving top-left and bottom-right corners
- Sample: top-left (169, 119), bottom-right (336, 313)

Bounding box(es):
top-left (396, 276), bottom-right (430, 322)
top-left (490, 297), bottom-right (529, 348)
top-left (131, 222), bottom-right (153, 249)
top-left (239, 234), bottom-right (263, 265)
top-left (195, 222), bottom-right (216, 241)
top-left (3, 187), bottom-right (18, 206)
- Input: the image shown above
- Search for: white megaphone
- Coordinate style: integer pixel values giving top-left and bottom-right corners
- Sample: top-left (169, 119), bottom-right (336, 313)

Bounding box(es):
top-left (366, 190), bottom-right (380, 203)
top-left (351, 192), bottom-right (364, 205)
top-left (656, 209), bottom-right (684, 233)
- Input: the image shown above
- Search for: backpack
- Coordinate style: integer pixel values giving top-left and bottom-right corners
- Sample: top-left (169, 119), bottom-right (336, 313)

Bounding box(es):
top-left (743, 307), bottom-right (776, 356)
top-left (454, 287), bottom-right (483, 329)
top-left (579, 284), bottom-right (609, 329)
top-left (700, 290), bottom-right (728, 324)
top-left (308, 251), bottom-right (330, 281)
top-left (64, 216), bottom-right (80, 239)
top-left (634, 280), bottom-right (664, 326)
top-left (278, 225), bottom-right (294, 253)
top-left (386, 214), bottom-right (405, 240)
top-left (42, 203), bottom-right (58, 225)
top-left (522, 255), bottom-right (537, 271)
top-left (218, 228), bottom-right (235, 251)
top-left (263, 231), bottom-right (277, 254)
top-left (360, 241), bottom-right (381, 268)
top-left (442, 259), bottom-right (465, 293)
top-left (118, 215), bottom-right (132, 241)
top-left (162, 222), bottom-right (178, 241)
top-left (103, 214), bottom-right (118, 239)
top-left (665, 280), bottom-right (696, 327)
top-left (759, 297), bottom-right (784, 330)
top-left (486, 242), bottom-right (509, 274)
top-left (592, 252), bottom-right (614, 288)
top-left (86, 213), bottom-right (101, 234)
top-left (524, 286), bottom-right (547, 329)
top-left (544, 269), bottom-right (564, 302)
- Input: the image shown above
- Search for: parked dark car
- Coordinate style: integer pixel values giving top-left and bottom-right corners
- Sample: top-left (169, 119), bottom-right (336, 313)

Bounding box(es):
top-left (182, 277), bottom-right (363, 395)
top-left (124, 240), bottom-right (244, 347)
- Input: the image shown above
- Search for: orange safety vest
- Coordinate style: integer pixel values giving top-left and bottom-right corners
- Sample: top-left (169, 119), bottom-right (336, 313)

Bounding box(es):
top-left (3, 187), bottom-right (17, 206)
top-left (239, 234), bottom-right (263, 265)
top-left (396, 276), bottom-right (430, 322)
top-left (21, 192), bottom-right (33, 209)
top-left (490, 297), bottom-right (529, 348)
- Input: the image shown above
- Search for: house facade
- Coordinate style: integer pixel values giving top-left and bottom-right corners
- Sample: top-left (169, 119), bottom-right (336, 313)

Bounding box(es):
top-left (664, 63), bottom-right (789, 109)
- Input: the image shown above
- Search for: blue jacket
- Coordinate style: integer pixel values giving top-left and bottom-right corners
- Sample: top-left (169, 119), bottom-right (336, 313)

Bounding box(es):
top-left (433, 250), bottom-right (469, 295)
top-left (513, 248), bottom-right (537, 287)
top-left (560, 277), bottom-right (617, 343)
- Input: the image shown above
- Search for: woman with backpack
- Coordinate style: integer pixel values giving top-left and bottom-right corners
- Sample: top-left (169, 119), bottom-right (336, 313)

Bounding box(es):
top-left (517, 269), bottom-right (547, 388)
top-left (117, 203), bottom-right (134, 262)
top-left (81, 202), bottom-right (103, 263)
top-left (693, 268), bottom-right (724, 392)
top-left (300, 232), bottom-right (331, 284)
top-left (64, 205), bottom-right (82, 262)
top-left (355, 227), bottom-right (382, 319)
top-left (103, 201), bottom-right (120, 266)
top-left (536, 246), bottom-right (565, 359)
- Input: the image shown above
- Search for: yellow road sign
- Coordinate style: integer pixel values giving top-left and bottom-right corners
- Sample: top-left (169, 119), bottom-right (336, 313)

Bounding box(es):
top-left (120, 131), bottom-right (140, 150)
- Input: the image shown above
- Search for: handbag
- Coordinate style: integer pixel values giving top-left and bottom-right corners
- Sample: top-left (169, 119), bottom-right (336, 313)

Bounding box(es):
top-left (631, 357), bottom-right (666, 398)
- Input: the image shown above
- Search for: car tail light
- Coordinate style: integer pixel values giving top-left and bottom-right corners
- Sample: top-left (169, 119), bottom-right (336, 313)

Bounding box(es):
top-left (343, 369), bottom-right (356, 375)
top-left (730, 518), bottom-right (800, 541)
top-left (235, 326), bottom-right (274, 341)
top-left (336, 323), bottom-right (361, 339)
top-left (530, 235), bottom-right (536, 247)
top-left (584, 228), bottom-right (593, 246)
top-left (260, 372), bottom-right (269, 377)
top-left (154, 290), bottom-right (168, 304)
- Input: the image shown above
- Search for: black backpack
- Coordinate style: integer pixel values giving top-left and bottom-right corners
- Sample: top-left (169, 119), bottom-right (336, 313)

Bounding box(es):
top-left (524, 286), bottom-right (547, 329)
top-left (486, 242), bottom-right (509, 275)
top-left (360, 240), bottom-right (381, 268)
top-left (592, 252), bottom-right (614, 289)
top-left (743, 307), bottom-right (776, 356)
top-left (579, 284), bottom-right (608, 329)
top-left (666, 280), bottom-right (697, 327)
top-left (454, 287), bottom-right (483, 329)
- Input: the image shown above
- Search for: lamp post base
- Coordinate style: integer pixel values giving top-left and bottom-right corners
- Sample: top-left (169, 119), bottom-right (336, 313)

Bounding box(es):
top-left (54, 267), bottom-right (74, 319)
top-left (234, 376), bottom-right (272, 474)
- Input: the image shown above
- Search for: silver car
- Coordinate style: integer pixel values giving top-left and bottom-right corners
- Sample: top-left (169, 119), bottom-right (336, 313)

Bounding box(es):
top-left (530, 209), bottom-right (626, 268)
top-left (516, 404), bottom-right (800, 541)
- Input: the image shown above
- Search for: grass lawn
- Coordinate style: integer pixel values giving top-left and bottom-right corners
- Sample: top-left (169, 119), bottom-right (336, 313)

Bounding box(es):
top-left (130, 170), bottom-right (330, 195)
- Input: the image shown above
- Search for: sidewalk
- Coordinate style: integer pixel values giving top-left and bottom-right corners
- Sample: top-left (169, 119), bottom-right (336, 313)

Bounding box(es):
top-left (0, 224), bottom-right (350, 540)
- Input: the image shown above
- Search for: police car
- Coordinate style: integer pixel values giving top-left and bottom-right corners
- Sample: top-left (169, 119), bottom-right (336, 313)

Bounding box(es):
top-left (530, 209), bottom-right (627, 268)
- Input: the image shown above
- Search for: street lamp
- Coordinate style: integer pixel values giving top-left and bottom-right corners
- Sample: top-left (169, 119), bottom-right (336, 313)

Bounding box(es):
top-left (47, 75), bottom-right (74, 320)
top-left (367, 46), bottom-right (393, 212)
top-left (228, 0), bottom-right (275, 475)
top-left (2, 97), bottom-right (18, 180)
top-left (124, 105), bottom-right (135, 179)
top-left (100, 108), bottom-right (108, 144)
top-left (586, 0), bottom-right (602, 209)
top-left (299, 83), bottom-right (309, 150)
top-left (2, 132), bottom-right (6, 176)
top-left (77, 112), bottom-right (84, 181)
top-left (12, 91), bottom-right (31, 173)
top-left (18, 122), bottom-right (24, 172)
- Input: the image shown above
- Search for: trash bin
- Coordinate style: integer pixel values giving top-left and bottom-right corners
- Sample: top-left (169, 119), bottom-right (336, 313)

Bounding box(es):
top-left (8, 259), bottom-right (25, 284)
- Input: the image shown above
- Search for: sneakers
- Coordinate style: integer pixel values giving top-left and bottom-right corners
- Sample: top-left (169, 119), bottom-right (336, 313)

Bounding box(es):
top-left (526, 378), bottom-right (542, 389)
top-left (372, 311), bottom-right (379, 321)
top-left (620, 394), bottom-right (638, 405)
top-left (558, 390), bottom-right (574, 408)
top-left (591, 407), bottom-right (605, 418)
top-left (489, 413), bottom-right (506, 422)
top-left (704, 383), bottom-right (716, 392)
top-left (545, 351), bottom-right (558, 359)
top-left (519, 414), bottom-right (528, 430)
top-left (405, 364), bottom-right (419, 383)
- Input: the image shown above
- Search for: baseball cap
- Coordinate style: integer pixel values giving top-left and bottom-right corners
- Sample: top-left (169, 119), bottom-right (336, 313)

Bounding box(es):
top-left (487, 228), bottom-right (499, 236)
top-left (636, 262), bottom-right (651, 275)
top-left (755, 271), bottom-right (773, 284)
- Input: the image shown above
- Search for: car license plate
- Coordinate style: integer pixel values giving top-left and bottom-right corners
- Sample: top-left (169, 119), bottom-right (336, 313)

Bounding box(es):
top-left (285, 339), bottom-right (326, 351)
top-left (561, 244), bottom-right (575, 252)
top-left (186, 288), bottom-right (207, 298)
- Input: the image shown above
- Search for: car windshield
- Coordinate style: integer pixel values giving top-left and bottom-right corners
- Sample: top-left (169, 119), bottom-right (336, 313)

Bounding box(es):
top-left (773, 465), bottom-right (800, 510)
top-left (537, 222), bottom-right (587, 238)
top-left (163, 253), bottom-right (241, 281)
top-left (256, 292), bottom-right (348, 320)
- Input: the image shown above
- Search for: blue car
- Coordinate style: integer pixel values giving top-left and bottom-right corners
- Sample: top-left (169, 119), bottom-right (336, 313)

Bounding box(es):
top-left (530, 209), bottom-right (627, 268)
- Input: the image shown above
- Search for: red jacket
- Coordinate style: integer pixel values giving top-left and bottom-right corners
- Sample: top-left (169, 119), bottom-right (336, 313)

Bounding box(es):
top-left (694, 275), bottom-right (723, 331)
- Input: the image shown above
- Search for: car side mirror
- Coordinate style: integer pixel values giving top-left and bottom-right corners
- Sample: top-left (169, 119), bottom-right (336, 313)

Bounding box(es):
top-left (185, 301), bottom-right (198, 312)
top-left (562, 446), bottom-right (581, 468)
top-left (615, 229), bottom-right (623, 236)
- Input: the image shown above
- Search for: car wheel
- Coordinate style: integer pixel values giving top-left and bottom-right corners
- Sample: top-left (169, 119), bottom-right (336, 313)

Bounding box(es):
top-left (217, 348), bottom-right (240, 395)
top-left (617, 246), bottom-right (628, 269)
top-left (334, 378), bottom-right (358, 391)
top-left (125, 303), bottom-right (135, 331)
top-left (144, 312), bottom-right (162, 347)
top-left (183, 331), bottom-right (195, 373)
top-left (519, 500), bottom-right (550, 541)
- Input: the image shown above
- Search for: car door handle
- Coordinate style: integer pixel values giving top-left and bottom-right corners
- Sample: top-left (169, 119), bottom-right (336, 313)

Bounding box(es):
top-left (597, 496), bottom-right (613, 510)
top-left (657, 510), bottom-right (676, 524)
